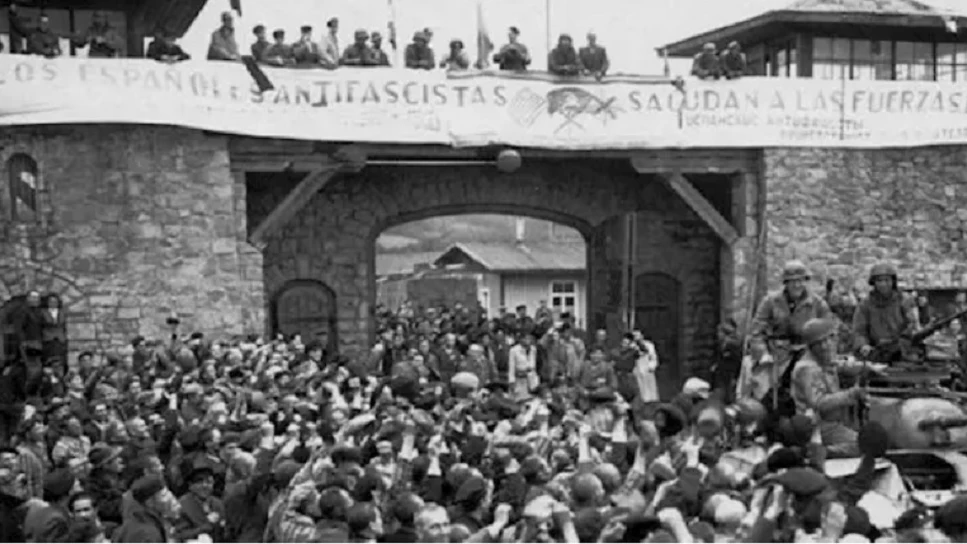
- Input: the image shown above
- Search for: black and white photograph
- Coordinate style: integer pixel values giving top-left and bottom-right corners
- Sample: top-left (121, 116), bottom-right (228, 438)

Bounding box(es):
top-left (2, 0), bottom-right (967, 542)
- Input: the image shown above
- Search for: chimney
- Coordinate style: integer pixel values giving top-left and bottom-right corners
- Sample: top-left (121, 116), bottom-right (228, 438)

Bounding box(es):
top-left (515, 218), bottom-right (526, 244)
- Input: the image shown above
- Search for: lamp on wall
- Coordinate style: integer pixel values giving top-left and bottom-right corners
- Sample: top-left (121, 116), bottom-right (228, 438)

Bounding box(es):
top-left (496, 149), bottom-right (522, 173)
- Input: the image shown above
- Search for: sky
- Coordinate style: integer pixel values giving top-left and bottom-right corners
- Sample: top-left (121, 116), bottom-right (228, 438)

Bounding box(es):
top-left (180, 0), bottom-right (967, 75)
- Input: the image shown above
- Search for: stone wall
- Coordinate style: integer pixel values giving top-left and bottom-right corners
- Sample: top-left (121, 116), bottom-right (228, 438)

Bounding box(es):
top-left (0, 126), bottom-right (263, 356)
top-left (763, 146), bottom-right (967, 293)
top-left (252, 160), bottom-right (724, 384)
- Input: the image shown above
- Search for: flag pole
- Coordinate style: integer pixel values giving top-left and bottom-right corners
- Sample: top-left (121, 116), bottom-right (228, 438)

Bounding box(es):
top-left (388, 0), bottom-right (400, 67)
top-left (545, 0), bottom-right (552, 59)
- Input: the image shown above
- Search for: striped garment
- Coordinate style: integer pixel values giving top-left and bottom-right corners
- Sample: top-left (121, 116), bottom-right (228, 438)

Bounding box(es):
top-left (17, 445), bottom-right (45, 500)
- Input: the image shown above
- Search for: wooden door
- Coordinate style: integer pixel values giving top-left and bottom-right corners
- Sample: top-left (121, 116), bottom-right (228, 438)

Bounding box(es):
top-left (634, 273), bottom-right (681, 400)
top-left (272, 281), bottom-right (338, 356)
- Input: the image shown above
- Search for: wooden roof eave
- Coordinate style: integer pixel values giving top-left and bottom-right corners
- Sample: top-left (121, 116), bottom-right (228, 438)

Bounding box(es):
top-left (490, 268), bottom-right (585, 274)
top-left (132, 0), bottom-right (207, 37)
top-left (660, 10), bottom-right (966, 57)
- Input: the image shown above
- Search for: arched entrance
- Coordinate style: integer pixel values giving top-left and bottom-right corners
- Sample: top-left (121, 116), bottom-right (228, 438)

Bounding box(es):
top-left (252, 160), bottom-right (724, 368)
top-left (634, 272), bottom-right (682, 399)
top-left (0, 296), bottom-right (26, 364)
top-left (271, 280), bottom-right (338, 356)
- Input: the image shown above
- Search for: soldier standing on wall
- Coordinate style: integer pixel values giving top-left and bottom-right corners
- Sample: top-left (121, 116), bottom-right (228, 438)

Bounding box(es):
top-left (853, 262), bottom-right (920, 363)
top-left (748, 260), bottom-right (832, 418)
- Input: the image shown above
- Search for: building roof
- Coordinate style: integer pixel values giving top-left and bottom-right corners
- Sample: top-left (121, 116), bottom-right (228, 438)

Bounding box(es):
top-left (36, 0), bottom-right (207, 37)
top-left (785, 0), bottom-right (940, 14)
top-left (435, 242), bottom-right (586, 272)
top-left (376, 252), bottom-right (439, 276)
top-left (660, 0), bottom-right (965, 57)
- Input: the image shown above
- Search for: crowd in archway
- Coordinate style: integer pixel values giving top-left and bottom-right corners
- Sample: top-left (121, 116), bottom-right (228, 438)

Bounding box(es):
top-left (2, 261), bottom-right (967, 543)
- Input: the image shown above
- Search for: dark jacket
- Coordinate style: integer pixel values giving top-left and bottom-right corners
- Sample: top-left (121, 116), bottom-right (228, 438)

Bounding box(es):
top-left (146, 40), bottom-right (190, 62)
top-left (87, 471), bottom-right (125, 525)
top-left (18, 308), bottom-right (44, 351)
top-left (0, 492), bottom-right (27, 543)
top-left (7, 8), bottom-right (30, 54)
top-left (340, 43), bottom-right (375, 66)
top-left (548, 45), bottom-right (580, 76)
top-left (494, 43), bottom-right (530, 71)
top-left (114, 501), bottom-right (168, 543)
top-left (404, 43), bottom-right (434, 70)
top-left (174, 492), bottom-right (224, 542)
top-left (579, 46), bottom-right (609, 74)
top-left (26, 29), bottom-right (61, 58)
top-left (23, 501), bottom-right (70, 543)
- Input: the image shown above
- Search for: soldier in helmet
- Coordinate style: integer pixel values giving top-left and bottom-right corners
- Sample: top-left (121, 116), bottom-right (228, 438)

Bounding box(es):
top-left (852, 262), bottom-right (919, 362)
top-left (748, 260), bottom-right (831, 417)
top-left (791, 318), bottom-right (866, 458)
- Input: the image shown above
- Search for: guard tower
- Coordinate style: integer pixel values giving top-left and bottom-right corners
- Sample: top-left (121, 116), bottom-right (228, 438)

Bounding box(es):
top-left (660, 0), bottom-right (967, 81)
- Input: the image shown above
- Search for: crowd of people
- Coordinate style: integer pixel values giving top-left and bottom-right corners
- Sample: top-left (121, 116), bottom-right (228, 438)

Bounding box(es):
top-left (1, 5), bottom-right (649, 79)
top-left (0, 260), bottom-right (966, 543)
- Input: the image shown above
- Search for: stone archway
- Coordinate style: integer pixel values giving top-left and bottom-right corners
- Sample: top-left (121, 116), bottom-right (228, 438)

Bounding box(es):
top-left (254, 159), bottom-right (723, 377)
top-left (256, 161), bottom-right (653, 352)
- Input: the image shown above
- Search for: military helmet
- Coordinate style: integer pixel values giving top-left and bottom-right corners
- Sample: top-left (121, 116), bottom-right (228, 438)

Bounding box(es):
top-left (801, 318), bottom-right (837, 346)
top-left (782, 260), bottom-right (810, 282)
top-left (732, 398), bottom-right (766, 426)
top-left (868, 262), bottom-right (898, 286)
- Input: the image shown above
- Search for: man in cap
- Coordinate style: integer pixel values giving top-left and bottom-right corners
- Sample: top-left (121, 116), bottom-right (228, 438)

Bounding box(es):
top-left (73, 11), bottom-right (122, 58)
top-left (719, 41), bottom-right (746, 79)
top-left (340, 29), bottom-right (375, 66)
top-left (320, 17), bottom-right (340, 68)
top-left (791, 318), bottom-right (866, 457)
top-left (26, 14), bottom-right (61, 57)
top-left (748, 260), bottom-right (830, 417)
top-left (494, 26), bottom-right (531, 71)
top-left (440, 39), bottom-right (470, 71)
top-left (852, 262), bottom-right (919, 362)
top-left (292, 25), bottom-right (323, 65)
top-left (370, 31), bottom-right (390, 66)
top-left (174, 466), bottom-right (225, 541)
top-left (207, 11), bottom-right (240, 61)
top-left (579, 31), bottom-right (610, 79)
top-left (115, 475), bottom-right (173, 542)
top-left (86, 443), bottom-right (125, 525)
top-left (146, 27), bottom-right (191, 63)
top-left (691, 42), bottom-right (720, 79)
top-left (405, 31), bottom-right (435, 69)
top-left (548, 33), bottom-right (580, 76)
top-left (249, 24), bottom-right (269, 61)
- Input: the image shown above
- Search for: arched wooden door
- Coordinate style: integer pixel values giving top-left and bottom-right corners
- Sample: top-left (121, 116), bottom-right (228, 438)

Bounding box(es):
top-left (634, 272), bottom-right (681, 400)
top-left (0, 296), bottom-right (26, 364)
top-left (271, 281), bottom-right (338, 356)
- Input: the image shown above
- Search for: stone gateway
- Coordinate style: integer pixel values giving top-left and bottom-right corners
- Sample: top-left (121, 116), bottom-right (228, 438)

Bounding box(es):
top-left (4, 124), bottom-right (967, 394)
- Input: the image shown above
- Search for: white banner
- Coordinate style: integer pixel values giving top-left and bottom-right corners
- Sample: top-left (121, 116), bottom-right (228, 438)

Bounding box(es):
top-left (2, 56), bottom-right (967, 149)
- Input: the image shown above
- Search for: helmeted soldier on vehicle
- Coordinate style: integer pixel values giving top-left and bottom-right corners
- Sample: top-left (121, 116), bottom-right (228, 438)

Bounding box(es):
top-left (852, 262), bottom-right (919, 362)
top-left (748, 260), bottom-right (831, 417)
top-left (791, 317), bottom-right (866, 458)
